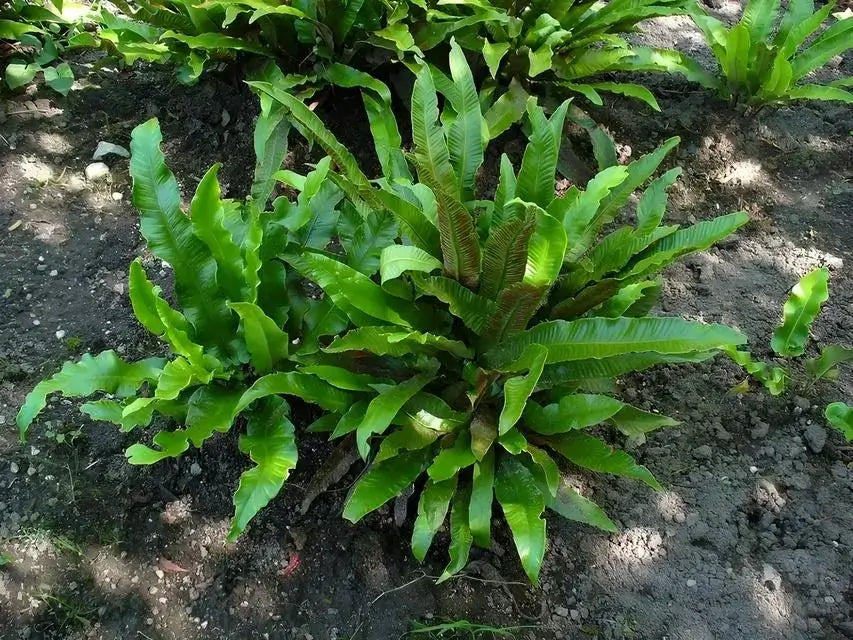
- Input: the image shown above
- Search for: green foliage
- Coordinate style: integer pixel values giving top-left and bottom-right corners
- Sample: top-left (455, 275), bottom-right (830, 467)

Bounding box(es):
top-left (17, 115), bottom-right (359, 540)
top-left (90, 0), bottom-right (418, 86)
top-left (409, 0), bottom-right (710, 110)
top-left (691, 0), bottom-right (853, 105)
top-left (1, 0), bottom-right (92, 95)
top-left (727, 267), bottom-right (852, 442)
top-left (260, 47), bottom-right (747, 582)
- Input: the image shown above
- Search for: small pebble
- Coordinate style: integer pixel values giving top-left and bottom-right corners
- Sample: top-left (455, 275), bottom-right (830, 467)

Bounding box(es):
top-left (49, 269), bottom-right (57, 276)
top-left (111, 192), bottom-right (123, 201)
top-left (56, 330), bottom-right (66, 339)
top-left (686, 579), bottom-right (697, 587)
top-left (85, 162), bottom-right (111, 182)
top-left (190, 462), bottom-right (202, 476)
top-left (10, 462), bottom-right (19, 474)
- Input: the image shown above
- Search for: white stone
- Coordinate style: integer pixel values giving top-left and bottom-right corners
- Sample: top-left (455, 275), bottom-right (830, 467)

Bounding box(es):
top-left (85, 162), bottom-right (111, 182)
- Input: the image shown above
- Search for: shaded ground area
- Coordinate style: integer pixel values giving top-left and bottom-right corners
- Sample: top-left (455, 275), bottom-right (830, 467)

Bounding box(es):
top-left (2, 11), bottom-right (853, 640)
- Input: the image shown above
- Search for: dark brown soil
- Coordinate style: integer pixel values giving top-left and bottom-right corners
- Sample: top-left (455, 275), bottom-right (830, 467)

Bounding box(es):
top-left (1, 15), bottom-right (853, 640)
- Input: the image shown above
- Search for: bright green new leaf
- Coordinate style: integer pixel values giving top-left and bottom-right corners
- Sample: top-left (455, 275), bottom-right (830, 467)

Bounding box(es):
top-left (771, 267), bottom-right (829, 357)
top-left (17, 352), bottom-right (164, 440)
top-left (380, 245), bottom-right (443, 283)
top-left (825, 402), bottom-right (853, 441)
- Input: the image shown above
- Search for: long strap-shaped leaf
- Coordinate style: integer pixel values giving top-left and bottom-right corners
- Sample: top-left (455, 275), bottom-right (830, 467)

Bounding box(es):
top-left (130, 119), bottom-right (235, 355)
top-left (324, 326), bottom-right (473, 358)
top-left (771, 267), bottom-right (829, 357)
top-left (445, 39), bottom-right (486, 202)
top-left (494, 455), bottom-right (547, 584)
top-left (227, 396), bottom-right (297, 540)
top-left (412, 274), bottom-right (496, 334)
top-left (285, 250), bottom-right (425, 329)
top-left (343, 448), bottom-right (433, 522)
top-left (516, 100), bottom-right (570, 209)
top-left (483, 316), bottom-right (746, 369)
top-left (415, 157), bottom-right (481, 288)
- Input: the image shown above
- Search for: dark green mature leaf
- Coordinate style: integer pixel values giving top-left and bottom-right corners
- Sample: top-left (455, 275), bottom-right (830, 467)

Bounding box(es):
top-left (469, 448), bottom-right (495, 547)
top-left (325, 326), bottom-right (472, 358)
top-left (786, 84), bottom-right (853, 104)
top-left (18, 352), bottom-right (165, 440)
top-left (516, 100), bottom-right (570, 209)
top-left (324, 63), bottom-right (409, 180)
top-left (339, 208), bottom-right (399, 276)
top-left (185, 385), bottom-right (244, 447)
top-left (636, 168), bottom-right (681, 234)
top-left (429, 431), bottom-right (477, 482)
top-left (826, 402), bottom-right (853, 441)
top-left (499, 345), bottom-right (547, 434)
top-left (771, 267), bottom-right (829, 357)
top-left (479, 217), bottom-right (534, 300)
top-left (546, 431), bottom-right (661, 489)
top-left (484, 317), bottom-right (746, 370)
top-left (128, 260), bottom-right (218, 372)
top-left (343, 448), bottom-right (432, 522)
top-left (251, 98), bottom-right (289, 207)
top-left (445, 39), bottom-right (486, 201)
top-left (355, 372), bottom-right (435, 459)
top-left (412, 477), bottom-right (457, 562)
top-left (285, 251), bottom-right (424, 329)
top-left (190, 164), bottom-right (245, 302)
top-left (525, 394), bottom-right (625, 435)
top-left (130, 119), bottom-right (234, 355)
top-left (626, 212), bottom-right (750, 278)
top-left (238, 371), bottom-right (358, 414)
top-left (538, 351), bottom-right (715, 386)
top-left (411, 63), bottom-right (457, 194)
top-left (546, 481), bottom-right (617, 532)
top-left (437, 486), bottom-right (474, 583)
top-left (228, 396), bottom-right (297, 540)
top-left (413, 275), bottom-right (495, 334)
top-left (484, 78), bottom-right (531, 139)
top-left (229, 302), bottom-right (288, 374)
top-left (249, 82), bottom-right (373, 190)
top-left (494, 456), bottom-right (546, 583)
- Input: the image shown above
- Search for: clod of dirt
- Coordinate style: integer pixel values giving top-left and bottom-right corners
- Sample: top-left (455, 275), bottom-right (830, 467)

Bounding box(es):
top-left (803, 424), bottom-right (828, 453)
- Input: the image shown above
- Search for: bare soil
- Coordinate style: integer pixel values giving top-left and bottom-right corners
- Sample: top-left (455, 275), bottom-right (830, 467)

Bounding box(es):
top-left (1, 8), bottom-right (852, 640)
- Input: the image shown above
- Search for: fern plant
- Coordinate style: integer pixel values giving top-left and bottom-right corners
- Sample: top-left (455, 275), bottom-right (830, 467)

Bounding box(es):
top-left (691, 0), bottom-right (853, 106)
top-left (407, 0), bottom-right (718, 112)
top-left (1, 0), bottom-right (95, 95)
top-left (92, 0), bottom-right (419, 85)
top-left (726, 267), bottom-right (853, 441)
top-left (15, 104), bottom-right (364, 540)
top-left (252, 42), bottom-right (748, 582)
